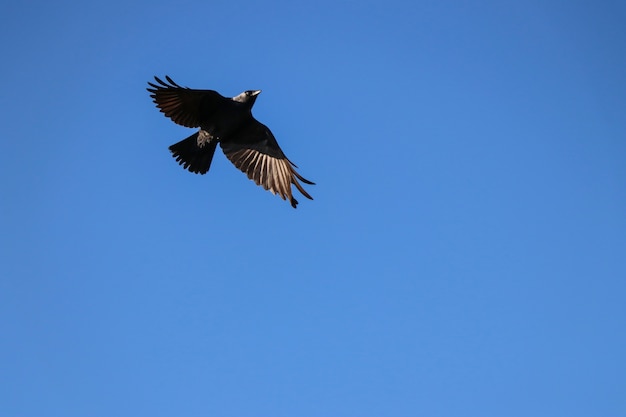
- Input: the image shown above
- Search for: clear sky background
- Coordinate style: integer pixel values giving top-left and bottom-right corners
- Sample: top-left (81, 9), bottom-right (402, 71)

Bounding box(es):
top-left (1, 0), bottom-right (625, 416)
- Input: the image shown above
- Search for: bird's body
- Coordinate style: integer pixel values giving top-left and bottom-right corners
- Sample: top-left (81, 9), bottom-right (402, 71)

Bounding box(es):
top-left (147, 76), bottom-right (313, 208)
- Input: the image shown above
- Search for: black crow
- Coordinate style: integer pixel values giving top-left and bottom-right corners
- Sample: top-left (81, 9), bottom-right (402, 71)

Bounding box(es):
top-left (147, 76), bottom-right (314, 208)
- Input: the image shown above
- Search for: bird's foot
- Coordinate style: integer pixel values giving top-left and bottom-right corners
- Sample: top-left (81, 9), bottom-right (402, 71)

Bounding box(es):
top-left (197, 130), bottom-right (214, 148)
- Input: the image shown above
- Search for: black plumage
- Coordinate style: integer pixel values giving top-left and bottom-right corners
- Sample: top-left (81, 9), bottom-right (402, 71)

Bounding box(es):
top-left (147, 76), bottom-right (314, 208)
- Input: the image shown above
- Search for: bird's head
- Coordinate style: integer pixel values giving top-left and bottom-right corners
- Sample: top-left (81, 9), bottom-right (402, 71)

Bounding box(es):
top-left (232, 90), bottom-right (261, 105)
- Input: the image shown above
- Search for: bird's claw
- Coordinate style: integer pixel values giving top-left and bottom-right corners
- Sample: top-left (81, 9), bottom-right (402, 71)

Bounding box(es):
top-left (197, 130), bottom-right (213, 148)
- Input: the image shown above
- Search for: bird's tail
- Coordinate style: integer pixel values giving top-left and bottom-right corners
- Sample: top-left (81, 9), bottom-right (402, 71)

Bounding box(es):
top-left (169, 132), bottom-right (217, 175)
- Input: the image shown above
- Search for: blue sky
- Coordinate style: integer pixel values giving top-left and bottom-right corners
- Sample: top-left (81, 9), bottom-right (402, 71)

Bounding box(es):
top-left (1, 0), bottom-right (625, 416)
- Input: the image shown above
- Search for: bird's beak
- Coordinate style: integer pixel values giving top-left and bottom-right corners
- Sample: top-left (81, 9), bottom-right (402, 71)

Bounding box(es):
top-left (251, 90), bottom-right (261, 96)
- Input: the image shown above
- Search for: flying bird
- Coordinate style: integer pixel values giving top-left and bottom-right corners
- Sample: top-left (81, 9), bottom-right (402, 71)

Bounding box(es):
top-left (147, 76), bottom-right (314, 208)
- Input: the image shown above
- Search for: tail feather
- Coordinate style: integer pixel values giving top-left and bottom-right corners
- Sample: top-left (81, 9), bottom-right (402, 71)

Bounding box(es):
top-left (169, 132), bottom-right (217, 175)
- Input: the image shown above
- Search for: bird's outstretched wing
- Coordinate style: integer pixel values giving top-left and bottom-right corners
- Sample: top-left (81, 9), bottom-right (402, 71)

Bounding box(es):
top-left (220, 120), bottom-right (314, 208)
top-left (147, 76), bottom-right (229, 128)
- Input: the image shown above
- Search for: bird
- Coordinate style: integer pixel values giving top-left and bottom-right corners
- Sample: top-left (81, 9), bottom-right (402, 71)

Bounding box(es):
top-left (147, 76), bottom-right (314, 208)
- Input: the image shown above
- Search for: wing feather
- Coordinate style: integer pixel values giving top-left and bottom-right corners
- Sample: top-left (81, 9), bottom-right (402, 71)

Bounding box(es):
top-left (147, 76), bottom-right (228, 128)
top-left (221, 120), bottom-right (314, 208)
